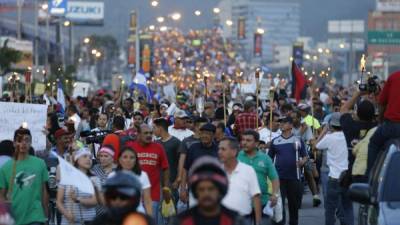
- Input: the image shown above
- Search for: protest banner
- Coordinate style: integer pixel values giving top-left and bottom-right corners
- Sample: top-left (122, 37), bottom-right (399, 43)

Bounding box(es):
top-left (0, 102), bottom-right (47, 150)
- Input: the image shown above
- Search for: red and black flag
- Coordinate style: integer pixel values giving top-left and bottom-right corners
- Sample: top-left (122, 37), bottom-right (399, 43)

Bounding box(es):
top-left (291, 61), bottom-right (307, 103)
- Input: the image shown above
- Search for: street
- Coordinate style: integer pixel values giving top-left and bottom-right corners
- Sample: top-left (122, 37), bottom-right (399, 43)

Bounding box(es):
top-left (299, 191), bottom-right (359, 225)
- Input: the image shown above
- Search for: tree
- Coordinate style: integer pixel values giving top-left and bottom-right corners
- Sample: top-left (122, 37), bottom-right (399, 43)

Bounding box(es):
top-left (0, 40), bottom-right (22, 75)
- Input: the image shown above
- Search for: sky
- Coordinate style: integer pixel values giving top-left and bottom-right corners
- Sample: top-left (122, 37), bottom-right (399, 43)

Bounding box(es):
top-left (1, 0), bottom-right (377, 45)
top-left (77, 0), bottom-right (376, 45)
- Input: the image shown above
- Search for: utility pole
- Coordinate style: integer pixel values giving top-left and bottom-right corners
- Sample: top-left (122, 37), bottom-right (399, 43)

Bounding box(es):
top-left (16, 0), bottom-right (24, 39)
top-left (34, 0), bottom-right (39, 68)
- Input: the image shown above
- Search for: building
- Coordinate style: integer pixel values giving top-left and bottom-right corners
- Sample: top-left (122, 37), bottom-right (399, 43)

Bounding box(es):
top-left (218, 0), bottom-right (300, 64)
top-left (368, 0), bottom-right (400, 78)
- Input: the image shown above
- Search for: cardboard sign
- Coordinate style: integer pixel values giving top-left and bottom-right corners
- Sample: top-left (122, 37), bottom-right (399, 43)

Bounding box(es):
top-left (34, 83), bottom-right (46, 95)
top-left (0, 102), bottom-right (47, 151)
top-left (72, 82), bottom-right (91, 97)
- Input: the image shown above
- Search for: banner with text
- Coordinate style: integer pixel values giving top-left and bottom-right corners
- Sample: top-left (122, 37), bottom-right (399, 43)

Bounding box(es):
top-left (0, 102), bottom-right (47, 151)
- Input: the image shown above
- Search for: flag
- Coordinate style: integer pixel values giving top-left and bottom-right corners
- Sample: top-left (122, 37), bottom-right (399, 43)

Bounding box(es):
top-left (57, 80), bottom-right (66, 110)
top-left (57, 155), bottom-right (95, 195)
top-left (129, 71), bottom-right (153, 102)
top-left (291, 61), bottom-right (307, 103)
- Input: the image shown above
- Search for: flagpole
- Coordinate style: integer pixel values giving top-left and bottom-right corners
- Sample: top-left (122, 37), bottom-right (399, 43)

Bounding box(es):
top-left (269, 86), bottom-right (274, 142)
top-left (255, 68), bottom-right (261, 129)
top-left (222, 73), bottom-right (227, 126)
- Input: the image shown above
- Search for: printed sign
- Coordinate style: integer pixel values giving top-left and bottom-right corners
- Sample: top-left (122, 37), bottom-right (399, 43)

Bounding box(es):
top-left (66, 1), bottom-right (104, 25)
top-left (49, 0), bottom-right (68, 15)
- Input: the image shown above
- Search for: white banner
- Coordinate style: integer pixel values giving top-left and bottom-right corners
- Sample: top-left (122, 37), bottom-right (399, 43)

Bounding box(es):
top-left (0, 102), bottom-right (47, 151)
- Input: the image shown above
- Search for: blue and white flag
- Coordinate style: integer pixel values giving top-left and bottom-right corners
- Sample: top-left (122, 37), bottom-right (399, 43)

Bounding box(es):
top-left (57, 80), bottom-right (66, 110)
top-left (130, 72), bottom-right (153, 102)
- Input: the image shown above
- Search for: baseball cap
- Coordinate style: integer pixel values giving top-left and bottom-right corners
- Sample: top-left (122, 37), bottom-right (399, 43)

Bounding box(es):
top-left (174, 110), bottom-right (189, 119)
top-left (298, 103), bottom-right (310, 111)
top-left (329, 112), bottom-right (341, 127)
top-left (54, 128), bottom-right (69, 138)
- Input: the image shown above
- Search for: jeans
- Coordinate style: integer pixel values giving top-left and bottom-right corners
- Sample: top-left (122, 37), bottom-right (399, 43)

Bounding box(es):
top-left (261, 214), bottom-right (272, 225)
top-left (320, 170), bottom-right (329, 207)
top-left (152, 201), bottom-right (162, 225)
top-left (274, 179), bottom-right (303, 225)
top-left (325, 178), bottom-right (354, 225)
top-left (367, 121), bottom-right (400, 175)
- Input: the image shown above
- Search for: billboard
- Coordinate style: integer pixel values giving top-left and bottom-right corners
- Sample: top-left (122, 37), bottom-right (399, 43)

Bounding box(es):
top-left (253, 33), bottom-right (262, 57)
top-left (237, 17), bottom-right (246, 40)
top-left (66, 1), bottom-right (104, 25)
top-left (49, 0), bottom-right (68, 15)
top-left (328, 20), bottom-right (365, 34)
top-left (40, 1), bottom-right (104, 25)
top-left (127, 11), bottom-right (137, 68)
top-left (377, 0), bottom-right (400, 12)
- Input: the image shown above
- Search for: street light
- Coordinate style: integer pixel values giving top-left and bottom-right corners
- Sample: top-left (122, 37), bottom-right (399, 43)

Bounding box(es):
top-left (325, 48), bottom-right (330, 54)
top-left (213, 7), bottom-right (220, 14)
top-left (256, 28), bottom-right (265, 34)
top-left (91, 49), bottom-right (98, 55)
top-left (63, 20), bottom-right (71, 27)
top-left (157, 16), bottom-right (165, 23)
top-left (339, 43), bottom-right (345, 49)
top-left (95, 52), bottom-right (102, 58)
top-left (305, 54), bottom-right (311, 60)
top-left (160, 26), bottom-right (167, 32)
top-left (171, 12), bottom-right (181, 21)
top-left (313, 55), bottom-right (318, 61)
top-left (225, 20), bottom-right (233, 26)
top-left (194, 10), bottom-right (201, 16)
top-left (151, 0), bottom-right (158, 7)
top-left (149, 25), bottom-right (155, 30)
top-left (318, 48), bottom-right (323, 53)
top-left (83, 37), bottom-right (90, 44)
top-left (41, 3), bottom-right (48, 10)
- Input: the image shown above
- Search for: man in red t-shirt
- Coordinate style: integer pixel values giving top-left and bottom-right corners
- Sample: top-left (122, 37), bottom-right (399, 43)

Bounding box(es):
top-left (126, 124), bottom-right (169, 224)
top-left (368, 71), bottom-right (400, 173)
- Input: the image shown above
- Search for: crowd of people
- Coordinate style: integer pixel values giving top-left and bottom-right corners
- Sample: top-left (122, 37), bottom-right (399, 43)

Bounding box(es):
top-left (1, 29), bottom-right (400, 225)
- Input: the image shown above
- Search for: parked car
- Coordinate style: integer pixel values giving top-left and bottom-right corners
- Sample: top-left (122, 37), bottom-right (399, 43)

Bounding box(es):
top-left (350, 139), bottom-right (400, 225)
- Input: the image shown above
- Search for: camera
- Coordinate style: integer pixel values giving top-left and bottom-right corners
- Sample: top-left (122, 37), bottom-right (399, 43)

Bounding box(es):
top-left (359, 76), bottom-right (380, 94)
top-left (80, 130), bottom-right (111, 144)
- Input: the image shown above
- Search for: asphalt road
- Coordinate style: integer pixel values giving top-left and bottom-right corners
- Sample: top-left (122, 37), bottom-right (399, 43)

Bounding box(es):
top-left (297, 192), bottom-right (359, 225)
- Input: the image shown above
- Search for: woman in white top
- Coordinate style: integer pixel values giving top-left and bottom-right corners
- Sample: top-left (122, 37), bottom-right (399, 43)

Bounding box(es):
top-left (56, 148), bottom-right (103, 225)
top-left (117, 146), bottom-right (153, 216)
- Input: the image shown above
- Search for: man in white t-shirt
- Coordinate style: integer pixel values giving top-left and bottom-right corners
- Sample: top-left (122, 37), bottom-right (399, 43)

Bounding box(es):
top-left (258, 112), bottom-right (281, 145)
top-left (218, 137), bottom-right (262, 225)
top-left (314, 112), bottom-right (353, 225)
top-left (168, 110), bottom-right (194, 141)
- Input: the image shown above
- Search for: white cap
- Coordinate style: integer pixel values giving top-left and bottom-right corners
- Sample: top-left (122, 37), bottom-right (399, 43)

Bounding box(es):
top-left (74, 148), bottom-right (92, 162)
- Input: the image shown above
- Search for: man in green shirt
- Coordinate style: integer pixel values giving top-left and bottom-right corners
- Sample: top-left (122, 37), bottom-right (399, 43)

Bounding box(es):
top-left (238, 129), bottom-right (280, 224)
top-left (0, 127), bottom-right (49, 225)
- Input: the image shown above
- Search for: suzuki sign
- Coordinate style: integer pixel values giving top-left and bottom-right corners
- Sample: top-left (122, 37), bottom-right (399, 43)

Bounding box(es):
top-left (66, 1), bottom-right (104, 25)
